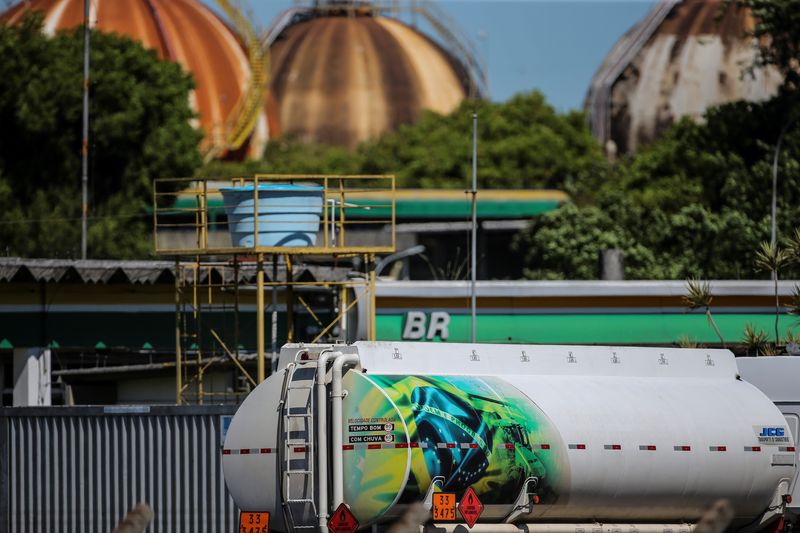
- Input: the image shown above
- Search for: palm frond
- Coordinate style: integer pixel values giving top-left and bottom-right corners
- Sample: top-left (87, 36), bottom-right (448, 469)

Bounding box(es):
top-left (683, 278), bottom-right (712, 310)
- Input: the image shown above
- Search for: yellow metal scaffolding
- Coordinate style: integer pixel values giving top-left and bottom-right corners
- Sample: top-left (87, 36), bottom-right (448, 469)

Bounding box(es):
top-left (154, 175), bottom-right (395, 404)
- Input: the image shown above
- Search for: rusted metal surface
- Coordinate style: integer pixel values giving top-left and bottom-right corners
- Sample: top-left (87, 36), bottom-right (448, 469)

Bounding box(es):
top-left (0, 257), bottom-right (350, 284)
top-left (1, 0), bottom-right (271, 159)
top-left (586, 0), bottom-right (782, 153)
top-left (269, 13), bottom-right (469, 148)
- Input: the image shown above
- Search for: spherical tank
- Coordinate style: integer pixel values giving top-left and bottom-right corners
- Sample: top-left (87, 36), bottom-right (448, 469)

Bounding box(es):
top-left (269, 13), bottom-right (470, 149)
top-left (586, 0), bottom-right (783, 154)
top-left (1, 0), bottom-right (275, 159)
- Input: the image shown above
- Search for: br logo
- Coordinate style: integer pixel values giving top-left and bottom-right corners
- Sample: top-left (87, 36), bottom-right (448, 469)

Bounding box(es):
top-left (402, 311), bottom-right (450, 340)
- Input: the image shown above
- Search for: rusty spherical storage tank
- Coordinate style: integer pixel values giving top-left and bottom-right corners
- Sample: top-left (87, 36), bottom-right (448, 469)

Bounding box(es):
top-left (1, 0), bottom-right (273, 160)
top-left (586, 0), bottom-right (783, 154)
top-left (269, 9), bottom-right (472, 148)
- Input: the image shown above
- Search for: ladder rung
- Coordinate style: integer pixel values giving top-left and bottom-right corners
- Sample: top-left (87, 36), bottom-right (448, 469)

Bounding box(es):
top-left (287, 385), bottom-right (314, 390)
top-left (285, 413), bottom-right (312, 418)
top-left (286, 498), bottom-right (315, 503)
top-left (286, 470), bottom-right (313, 475)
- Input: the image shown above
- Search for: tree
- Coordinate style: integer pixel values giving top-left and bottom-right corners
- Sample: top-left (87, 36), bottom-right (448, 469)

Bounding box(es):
top-left (514, 92), bottom-right (799, 280)
top-left (358, 92), bottom-right (604, 190)
top-left (0, 14), bottom-right (202, 258)
top-left (729, 0), bottom-right (800, 90)
top-left (754, 241), bottom-right (789, 343)
top-left (683, 278), bottom-right (726, 347)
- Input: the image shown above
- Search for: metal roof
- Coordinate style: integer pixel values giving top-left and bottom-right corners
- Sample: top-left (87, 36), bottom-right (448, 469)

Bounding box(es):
top-left (171, 188), bottom-right (569, 221)
top-left (376, 279), bottom-right (798, 298)
top-left (0, 258), bottom-right (350, 284)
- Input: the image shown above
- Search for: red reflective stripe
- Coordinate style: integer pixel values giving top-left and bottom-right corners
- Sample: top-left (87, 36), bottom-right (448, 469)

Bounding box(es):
top-left (293, 446), bottom-right (305, 453)
top-left (368, 443), bottom-right (381, 450)
top-left (752, 446), bottom-right (761, 452)
top-left (446, 443), bottom-right (456, 449)
top-left (342, 444), bottom-right (354, 451)
top-left (395, 443), bottom-right (408, 448)
top-left (469, 443), bottom-right (479, 449)
top-left (261, 448), bottom-right (271, 454)
top-left (679, 446), bottom-right (691, 451)
top-left (646, 445), bottom-right (657, 451)
top-left (788, 447), bottom-right (796, 452)
top-left (410, 442), bottom-right (420, 448)
top-left (540, 444), bottom-right (551, 450)
top-left (611, 444), bottom-right (622, 450)
top-left (505, 443), bottom-right (515, 450)
top-left (711, 446), bottom-right (727, 452)
top-left (576, 444), bottom-right (586, 450)
top-left (222, 449), bottom-right (231, 455)
top-left (240, 449), bottom-right (250, 455)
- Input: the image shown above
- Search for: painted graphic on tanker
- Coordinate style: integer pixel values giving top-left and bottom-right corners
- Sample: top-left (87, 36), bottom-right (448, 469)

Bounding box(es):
top-left (341, 373), bottom-right (566, 525)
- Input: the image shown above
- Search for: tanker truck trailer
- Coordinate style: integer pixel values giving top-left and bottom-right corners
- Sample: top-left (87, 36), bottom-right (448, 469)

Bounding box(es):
top-left (222, 342), bottom-right (797, 533)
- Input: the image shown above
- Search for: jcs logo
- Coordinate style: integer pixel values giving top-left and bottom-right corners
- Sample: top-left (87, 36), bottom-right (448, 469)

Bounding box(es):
top-left (759, 427), bottom-right (785, 437)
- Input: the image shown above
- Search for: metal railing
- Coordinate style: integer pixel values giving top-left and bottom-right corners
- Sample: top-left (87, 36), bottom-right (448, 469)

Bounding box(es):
top-left (153, 174), bottom-right (396, 256)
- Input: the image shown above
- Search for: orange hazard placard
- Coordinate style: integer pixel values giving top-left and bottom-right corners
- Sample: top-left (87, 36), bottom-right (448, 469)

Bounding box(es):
top-left (432, 493), bottom-right (457, 521)
top-left (239, 511), bottom-right (269, 533)
top-left (458, 487), bottom-right (484, 528)
top-left (328, 503), bottom-right (360, 533)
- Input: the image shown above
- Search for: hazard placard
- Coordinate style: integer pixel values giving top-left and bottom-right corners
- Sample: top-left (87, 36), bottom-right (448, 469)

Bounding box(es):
top-left (328, 503), bottom-right (359, 533)
top-left (458, 487), bottom-right (484, 528)
top-left (432, 493), bottom-right (457, 521)
top-left (239, 511), bottom-right (269, 533)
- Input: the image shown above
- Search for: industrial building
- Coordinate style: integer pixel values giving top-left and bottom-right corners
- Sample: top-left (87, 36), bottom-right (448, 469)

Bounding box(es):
top-left (2, 256), bottom-right (797, 407)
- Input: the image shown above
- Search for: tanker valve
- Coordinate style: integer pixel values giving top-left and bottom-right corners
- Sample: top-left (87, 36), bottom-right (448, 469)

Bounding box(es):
top-left (783, 494), bottom-right (793, 505)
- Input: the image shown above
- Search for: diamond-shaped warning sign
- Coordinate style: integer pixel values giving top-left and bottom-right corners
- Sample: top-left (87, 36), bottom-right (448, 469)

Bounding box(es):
top-left (458, 487), bottom-right (484, 528)
top-left (328, 503), bottom-right (359, 533)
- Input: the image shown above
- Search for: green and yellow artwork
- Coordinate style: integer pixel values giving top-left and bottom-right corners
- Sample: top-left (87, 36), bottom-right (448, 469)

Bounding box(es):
top-left (341, 372), bottom-right (567, 525)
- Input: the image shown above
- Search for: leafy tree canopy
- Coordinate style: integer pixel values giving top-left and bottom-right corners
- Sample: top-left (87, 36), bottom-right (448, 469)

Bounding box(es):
top-left (514, 92), bottom-right (800, 280)
top-left (204, 91), bottom-right (605, 191)
top-left (729, 0), bottom-right (800, 90)
top-left (0, 14), bottom-right (202, 258)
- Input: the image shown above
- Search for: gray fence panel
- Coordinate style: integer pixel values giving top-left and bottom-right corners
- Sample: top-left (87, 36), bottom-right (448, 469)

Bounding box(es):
top-left (0, 406), bottom-right (240, 533)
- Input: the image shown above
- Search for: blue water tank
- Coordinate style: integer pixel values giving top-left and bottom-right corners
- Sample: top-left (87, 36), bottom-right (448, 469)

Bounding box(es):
top-left (220, 184), bottom-right (324, 247)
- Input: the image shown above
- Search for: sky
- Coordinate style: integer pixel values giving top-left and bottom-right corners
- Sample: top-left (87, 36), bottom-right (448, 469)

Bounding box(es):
top-left (238, 0), bottom-right (657, 112)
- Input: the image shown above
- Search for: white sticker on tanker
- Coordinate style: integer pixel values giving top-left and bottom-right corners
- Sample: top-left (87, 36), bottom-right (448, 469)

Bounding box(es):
top-left (349, 434), bottom-right (395, 443)
top-left (754, 426), bottom-right (791, 445)
top-left (349, 423), bottom-right (394, 432)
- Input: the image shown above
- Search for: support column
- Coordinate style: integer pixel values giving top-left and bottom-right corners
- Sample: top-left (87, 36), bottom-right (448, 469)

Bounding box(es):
top-left (369, 254), bottom-right (376, 341)
top-left (271, 255), bottom-right (278, 372)
top-left (286, 254), bottom-right (294, 342)
top-left (175, 258), bottom-right (182, 404)
top-left (257, 253), bottom-right (265, 384)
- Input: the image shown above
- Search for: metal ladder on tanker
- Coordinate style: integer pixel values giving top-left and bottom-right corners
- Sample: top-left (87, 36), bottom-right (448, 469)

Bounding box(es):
top-left (281, 358), bottom-right (319, 530)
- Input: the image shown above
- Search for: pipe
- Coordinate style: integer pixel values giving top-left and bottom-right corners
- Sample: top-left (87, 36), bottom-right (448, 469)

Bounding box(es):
top-left (315, 349), bottom-right (341, 531)
top-left (470, 112), bottom-right (478, 343)
top-left (331, 353), bottom-right (360, 507)
top-left (423, 524), bottom-right (694, 533)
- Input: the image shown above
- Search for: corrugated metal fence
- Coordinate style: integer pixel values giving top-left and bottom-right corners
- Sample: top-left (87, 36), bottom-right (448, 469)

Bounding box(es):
top-left (0, 405), bottom-right (240, 533)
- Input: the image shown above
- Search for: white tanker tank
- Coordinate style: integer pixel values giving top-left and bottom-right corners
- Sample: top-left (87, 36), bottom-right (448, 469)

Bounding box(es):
top-left (222, 342), bottom-right (797, 532)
